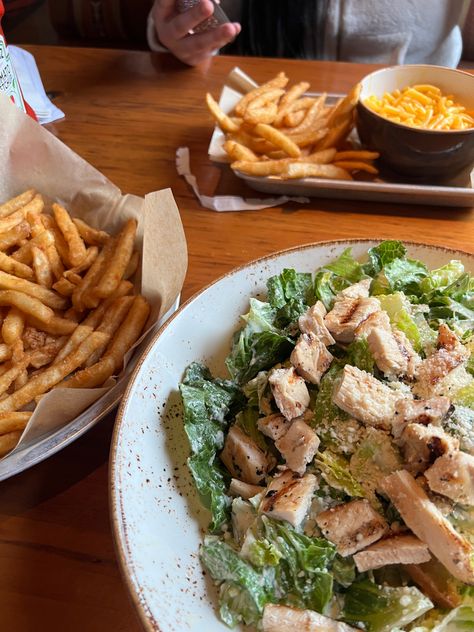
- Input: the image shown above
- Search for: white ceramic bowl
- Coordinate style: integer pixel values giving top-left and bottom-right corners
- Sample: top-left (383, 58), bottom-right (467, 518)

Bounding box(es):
top-left (110, 240), bottom-right (474, 632)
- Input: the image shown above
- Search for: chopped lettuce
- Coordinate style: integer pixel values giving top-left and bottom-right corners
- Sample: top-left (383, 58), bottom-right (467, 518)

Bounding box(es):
top-left (342, 580), bottom-right (433, 632)
top-left (324, 247), bottom-right (366, 283)
top-left (314, 247), bottom-right (367, 309)
top-left (314, 450), bottom-right (366, 499)
top-left (364, 240), bottom-right (407, 276)
top-left (201, 536), bottom-right (273, 626)
top-left (444, 406), bottom-right (474, 455)
top-left (420, 260), bottom-right (465, 295)
top-left (453, 380), bottom-right (474, 409)
top-left (180, 363), bottom-right (245, 531)
top-left (344, 337), bottom-right (375, 373)
top-left (260, 517), bottom-right (336, 613)
top-left (226, 298), bottom-right (295, 384)
top-left (267, 268), bottom-right (314, 309)
top-left (377, 292), bottom-right (427, 352)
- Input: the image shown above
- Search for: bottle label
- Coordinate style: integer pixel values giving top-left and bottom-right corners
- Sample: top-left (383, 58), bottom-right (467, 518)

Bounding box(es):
top-left (0, 35), bottom-right (27, 112)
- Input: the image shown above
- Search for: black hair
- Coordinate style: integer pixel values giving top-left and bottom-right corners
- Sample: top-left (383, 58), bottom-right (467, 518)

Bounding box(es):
top-left (225, 0), bottom-right (328, 59)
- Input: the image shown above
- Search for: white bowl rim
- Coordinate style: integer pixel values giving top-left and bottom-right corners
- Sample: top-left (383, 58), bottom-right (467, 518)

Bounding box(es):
top-left (109, 237), bottom-right (474, 632)
top-left (358, 63), bottom-right (474, 135)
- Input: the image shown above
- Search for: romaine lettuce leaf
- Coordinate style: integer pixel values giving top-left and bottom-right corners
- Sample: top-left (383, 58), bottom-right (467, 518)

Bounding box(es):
top-left (314, 450), bottom-right (366, 499)
top-left (344, 337), bottom-right (375, 373)
top-left (377, 292), bottom-right (425, 352)
top-left (201, 536), bottom-right (273, 626)
top-left (364, 240), bottom-right (407, 276)
top-left (260, 517), bottom-right (336, 613)
top-left (314, 248), bottom-right (367, 309)
top-left (324, 247), bottom-right (366, 283)
top-left (267, 269), bottom-right (314, 308)
top-left (420, 260), bottom-right (465, 295)
top-left (226, 298), bottom-right (295, 384)
top-left (374, 258), bottom-right (428, 296)
top-left (342, 580), bottom-right (433, 632)
top-left (180, 363), bottom-right (245, 531)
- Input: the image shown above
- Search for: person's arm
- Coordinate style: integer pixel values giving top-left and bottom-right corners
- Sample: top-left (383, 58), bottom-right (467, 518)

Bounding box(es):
top-left (149, 0), bottom-right (240, 65)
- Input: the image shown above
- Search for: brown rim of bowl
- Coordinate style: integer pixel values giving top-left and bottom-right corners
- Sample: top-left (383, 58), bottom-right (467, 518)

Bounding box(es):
top-left (358, 64), bottom-right (474, 134)
top-left (109, 237), bottom-right (474, 632)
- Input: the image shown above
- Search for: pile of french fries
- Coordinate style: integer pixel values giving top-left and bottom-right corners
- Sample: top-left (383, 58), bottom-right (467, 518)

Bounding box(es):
top-left (206, 72), bottom-right (380, 180)
top-left (0, 189), bottom-right (150, 457)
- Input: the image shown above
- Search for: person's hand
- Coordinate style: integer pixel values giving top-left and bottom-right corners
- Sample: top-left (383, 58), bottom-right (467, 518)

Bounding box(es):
top-left (152, 0), bottom-right (241, 66)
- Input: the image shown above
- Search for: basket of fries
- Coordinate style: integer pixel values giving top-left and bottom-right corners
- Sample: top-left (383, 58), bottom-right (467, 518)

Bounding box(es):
top-left (0, 92), bottom-right (187, 471)
top-left (206, 69), bottom-right (379, 181)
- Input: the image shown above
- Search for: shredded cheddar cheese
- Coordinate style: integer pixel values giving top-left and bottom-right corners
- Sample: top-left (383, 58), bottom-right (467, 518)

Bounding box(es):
top-left (364, 84), bottom-right (474, 131)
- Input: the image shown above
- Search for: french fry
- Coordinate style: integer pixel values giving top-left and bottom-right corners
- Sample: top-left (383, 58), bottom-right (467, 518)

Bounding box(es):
top-left (334, 150), bottom-right (380, 161)
top-left (0, 209), bottom-right (26, 234)
top-left (333, 160), bottom-right (379, 175)
top-left (223, 140), bottom-right (258, 163)
top-left (0, 221), bottom-right (30, 251)
top-left (52, 203), bottom-right (87, 267)
top-left (283, 162), bottom-right (353, 180)
top-left (206, 93), bottom-right (240, 133)
top-left (0, 331), bottom-right (110, 412)
top-left (0, 189), bottom-right (35, 218)
top-left (53, 325), bottom-right (94, 364)
top-left (235, 72), bottom-right (288, 116)
top-left (14, 369), bottom-right (28, 390)
top-left (254, 123), bottom-right (301, 158)
top-left (72, 218), bottom-right (110, 246)
top-left (11, 230), bottom-right (54, 264)
top-left (313, 117), bottom-right (354, 151)
top-left (0, 412), bottom-right (31, 434)
top-left (283, 109), bottom-right (307, 128)
top-left (31, 245), bottom-right (53, 288)
top-left (0, 251), bottom-right (34, 280)
top-left (64, 246), bottom-right (98, 277)
top-left (2, 307), bottom-right (25, 346)
top-left (274, 81), bottom-right (310, 126)
top-left (0, 359), bottom-right (29, 398)
top-left (93, 219), bottom-right (136, 299)
top-left (0, 431), bottom-right (22, 457)
top-left (326, 82), bottom-right (361, 128)
top-left (85, 296), bottom-right (134, 367)
top-left (288, 127), bottom-right (329, 148)
top-left (243, 103), bottom-right (278, 126)
top-left (0, 270), bottom-right (67, 310)
top-left (123, 251), bottom-right (140, 281)
top-left (59, 296), bottom-right (150, 389)
top-left (232, 159), bottom-right (293, 177)
top-left (0, 289), bottom-right (54, 323)
top-left (72, 236), bottom-right (116, 311)
top-left (0, 344), bottom-right (11, 363)
top-left (286, 94), bottom-right (327, 134)
top-left (26, 314), bottom-right (77, 336)
top-left (52, 277), bottom-right (76, 297)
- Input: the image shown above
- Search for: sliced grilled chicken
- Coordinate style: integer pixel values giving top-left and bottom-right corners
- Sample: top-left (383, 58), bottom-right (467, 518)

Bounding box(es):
top-left (325, 296), bottom-right (380, 343)
top-left (339, 278), bottom-right (371, 299)
top-left (355, 309), bottom-right (391, 337)
top-left (269, 367), bottom-right (310, 421)
top-left (262, 604), bottom-right (358, 632)
top-left (332, 364), bottom-right (403, 429)
top-left (414, 325), bottom-right (471, 398)
top-left (228, 478), bottom-right (265, 500)
top-left (381, 469), bottom-right (474, 584)
top-left (298, 301), bottom-right (335, 346)
top-left (425, 451), bottom-right (474, 505)
top-left (275, 419), bottom-right (320, 475)
top-left (260, 469), bottom-right (317, 528)
top-left (353, 533), bottom-right (430, 572)
top-left (290, 333), bottom-right (333, 385)
top-left (404, 559), bottom-right (462, 609)
top-left (315, 499), bottom-right (388, 557)
top-left (220, 425), bottom-right (272, 485)
top-left (392, 396), bottom-right (452, 438)
top-left (367, 326), bottom-right (419, 379)
top-left (398, 423), bottom-right (459, 475)
top-left (257, 413), bottom-right (293, 441)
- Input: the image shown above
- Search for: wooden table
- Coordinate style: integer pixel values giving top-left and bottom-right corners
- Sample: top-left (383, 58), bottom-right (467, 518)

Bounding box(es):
top-left (1, 46), bottom-right (473, 632)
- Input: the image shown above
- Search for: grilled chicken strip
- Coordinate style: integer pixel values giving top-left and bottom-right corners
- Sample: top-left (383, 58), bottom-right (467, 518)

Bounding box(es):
top-left (269, 367), bottom-right (310, 421)
top-left (392, 396), bottom-right (452, 438)
top-left (414, 324), bottom-right (471, 398)
top-left (425, 451), bottom-right (474, 505)
top-left (298, 301), bottom-right (335, 346)
top-left (332, 364), bottom-right (403, 429)
top-left (381, 469), bottom-right (474, 584)
top-left (257, 413), bottom-right (293, 441)
top-left (398, 423), bottom-right (459, 476)
top-left (260, 469), bottom-right (317, 528)
top-left (290, 333), bottom-right (333, 385)
top-left (353, 533), bottom-right (430, 572)
top-left (315, 499), bottom-right (388, 557)
top-left (339, 278), bottom-right (371, 299)
top-left (228, 478), bottom-right (265, 500)
top-left (404, 559), bottom-right (462, 609)
top-left (325, 296), bottom-right (380, 344)
top-left (367, 326), bottom-right (420, 379)
top-left (355, 309), bottom-right (391, 337)
top-left (275, 419), bottom-right (320, 475)
top-left (262, 604), bottom-right (358, 632)
top-left (220, 425), bottom-right (272, 485)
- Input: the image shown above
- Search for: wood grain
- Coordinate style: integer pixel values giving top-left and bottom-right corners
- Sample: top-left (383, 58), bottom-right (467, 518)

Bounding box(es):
top-left (0, 46), bottom-right (473, 631)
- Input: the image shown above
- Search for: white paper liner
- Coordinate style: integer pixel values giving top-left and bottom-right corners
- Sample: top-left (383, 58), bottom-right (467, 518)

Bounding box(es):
top-left (176, 147), bottom-right (309, 211)
top-left (0, 92), bottom-right (188, 457)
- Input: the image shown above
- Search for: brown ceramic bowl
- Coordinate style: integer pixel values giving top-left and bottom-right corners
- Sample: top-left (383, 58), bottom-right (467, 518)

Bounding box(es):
top-left (356, 65), bottom-right (474, 182)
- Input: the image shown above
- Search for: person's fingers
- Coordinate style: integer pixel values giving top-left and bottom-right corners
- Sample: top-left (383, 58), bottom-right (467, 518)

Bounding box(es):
top-left (164, 0), bottom-right (215, 41)
top-left (152, 0), bottom-right (177, 23)
top-left (173, 22), bottom-right (241, 65)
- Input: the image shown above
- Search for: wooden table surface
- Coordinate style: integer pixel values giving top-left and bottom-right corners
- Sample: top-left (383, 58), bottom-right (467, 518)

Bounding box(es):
top-left (1, 46), bottom-right (473, 631)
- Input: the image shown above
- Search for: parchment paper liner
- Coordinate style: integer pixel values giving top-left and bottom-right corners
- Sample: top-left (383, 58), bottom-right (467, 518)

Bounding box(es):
top-left (0, 92), bottom-right (188, 455)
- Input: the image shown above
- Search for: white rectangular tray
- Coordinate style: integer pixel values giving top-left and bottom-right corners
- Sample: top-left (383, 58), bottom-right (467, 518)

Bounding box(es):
top-left (208, 71), bottom-right (474, 208)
